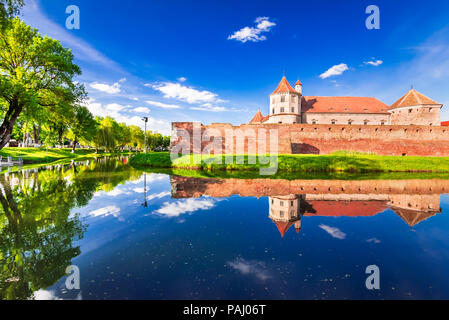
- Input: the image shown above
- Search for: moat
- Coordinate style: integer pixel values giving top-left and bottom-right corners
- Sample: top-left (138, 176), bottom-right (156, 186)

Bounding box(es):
top-left (1, 157), bottom-right (449, 299)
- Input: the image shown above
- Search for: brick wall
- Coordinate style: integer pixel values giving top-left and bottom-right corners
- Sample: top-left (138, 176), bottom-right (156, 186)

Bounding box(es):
top-left (171, 122), bottom-right (449, 156)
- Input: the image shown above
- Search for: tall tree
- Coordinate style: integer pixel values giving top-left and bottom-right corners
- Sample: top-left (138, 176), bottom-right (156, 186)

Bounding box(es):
top-left (0, 18), bottom-right (85, 150)
top-left (0, 0), bottom-right (23, 27)
top-left (67, 106), bottom-right (97, 151)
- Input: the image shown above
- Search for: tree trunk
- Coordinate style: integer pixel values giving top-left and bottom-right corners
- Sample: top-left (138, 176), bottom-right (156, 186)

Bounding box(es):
top-left (72, 137), bottom-right (77, 153)
top-left (33, 124), bottom-right (40, 144)
top-left (0, 97), bottom-right (22, 150)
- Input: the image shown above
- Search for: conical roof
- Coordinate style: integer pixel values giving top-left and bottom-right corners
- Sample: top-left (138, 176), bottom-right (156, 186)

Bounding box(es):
top-left (390, 89), bottom-right (441, 110)
top-left (271, 76), bottom-right (297, 95)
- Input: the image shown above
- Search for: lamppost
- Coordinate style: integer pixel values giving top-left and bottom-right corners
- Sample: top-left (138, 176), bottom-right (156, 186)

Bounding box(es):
top-left (142, 117), bottom-right (148, 153)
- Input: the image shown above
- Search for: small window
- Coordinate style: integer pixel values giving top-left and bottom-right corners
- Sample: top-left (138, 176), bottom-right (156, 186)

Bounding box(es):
top-left (348, 120), bottom-right (352, 125)
top-left (271, 199), bottom-right (274, 204)
top-left (409, 109), bottom-right (412, 113)
top-left (280, 211), bottom-right (284, 218)
top-left (291, 201), bottom-right (294, 206)
top-left (291, 108), bottom-right (294, 113)
top-left (272, 109), bottom-right (275, 114)
top-left (381, 121), bottom-right (385, 125)
top-left (364, 120), bottom-right (368, 125)
top-left (280, 201), bottom-right (284, 206)
top-left (281, 96), bottom-right (285, 102)
top-left (331, 121), bottom-right (336, 125)
top-left (312, 121), bottom-right (317, 124)
top-left (280, 107), bottom-right (285, 113)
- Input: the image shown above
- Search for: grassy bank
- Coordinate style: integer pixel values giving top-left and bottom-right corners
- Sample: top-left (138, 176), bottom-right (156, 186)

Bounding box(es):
top-left (0, 147), bottom-right (135, 164)
top-left (129, 152), bottom-right (449, 174)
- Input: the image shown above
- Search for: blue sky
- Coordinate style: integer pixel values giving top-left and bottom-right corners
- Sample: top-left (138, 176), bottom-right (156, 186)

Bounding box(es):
top-left (22, 0), bottom-right (449, 135)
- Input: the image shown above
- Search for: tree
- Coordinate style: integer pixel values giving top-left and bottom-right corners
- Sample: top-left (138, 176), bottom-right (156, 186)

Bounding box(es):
top-left (0, 0), bottom-right (23, 27)
top-left (129, 125), bottom-right (144, 149)
top-left (0, 18), bottom-right (85, 150)
top-left (67, 106), bottom-right (97, 151)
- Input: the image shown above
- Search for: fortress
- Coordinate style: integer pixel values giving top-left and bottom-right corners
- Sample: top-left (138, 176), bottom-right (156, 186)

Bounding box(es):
top-left (170, 176), bottom-right (445, 236)
top-left (171, 77), bottom-right (449, 156)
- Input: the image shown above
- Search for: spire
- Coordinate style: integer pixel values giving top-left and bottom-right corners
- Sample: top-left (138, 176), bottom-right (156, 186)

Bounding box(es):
top-left (271, 76), bottom-right (297, 95)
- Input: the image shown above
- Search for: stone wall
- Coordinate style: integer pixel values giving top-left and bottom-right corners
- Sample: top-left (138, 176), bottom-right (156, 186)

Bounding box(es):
top-left (390, 105), bottom-right (441, 126)
top-left (171, 122), bottom-right (449, 156)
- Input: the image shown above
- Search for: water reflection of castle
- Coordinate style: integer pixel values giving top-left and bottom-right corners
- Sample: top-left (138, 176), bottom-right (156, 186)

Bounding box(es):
top-left (268, 193), bottom-right (441, 237)
top-left (170, 176), bottom-right (444, 237)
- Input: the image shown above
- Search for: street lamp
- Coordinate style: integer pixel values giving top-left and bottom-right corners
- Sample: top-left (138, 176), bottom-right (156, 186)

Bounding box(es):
top-left (142, 117), bottom-right (148, 153)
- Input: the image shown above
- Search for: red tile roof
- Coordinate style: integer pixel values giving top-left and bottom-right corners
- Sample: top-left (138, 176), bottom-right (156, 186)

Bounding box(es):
top-left (295, 79), bottom-right (302, 86)
top-left (302, 96), bottom-right (389, 114)
top-left (271, 219), bottom-right (296, 237)
top-left (249, 110), bottom-right (264, 124)
top-left (390, 89), bottom-right (441, 110)
top-left (303, 201), bottom-right (388, 217)
top-left (271, 76), bottom-right (297, 95)
top-left (442, 121), bottom-right (449, 126)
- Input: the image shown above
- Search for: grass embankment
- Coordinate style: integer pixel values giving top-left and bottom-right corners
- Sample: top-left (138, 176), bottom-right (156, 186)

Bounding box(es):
top-left (129, 152), bottom-right (449, 174)
top-left (0, 147), bottom-right (135, 164)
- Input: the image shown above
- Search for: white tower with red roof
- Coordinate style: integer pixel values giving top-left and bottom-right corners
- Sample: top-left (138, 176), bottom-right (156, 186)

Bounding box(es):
top-left (265, 76), bottom-right (302, 124)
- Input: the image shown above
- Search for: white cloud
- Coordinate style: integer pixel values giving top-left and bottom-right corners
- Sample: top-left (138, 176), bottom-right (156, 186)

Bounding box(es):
top-left (130, 97), bottom-right (139, 101)
top-left (227, 258), bottom-right (271, 281)
top-left (105, 103), bottom-right (129, 112)
top-left (364, 60), bottom-right (383, 67)
top-left (366, 238), bottom-right (381, 244)
top-left (83, 98), bottom-right (171, 135)
top-left (32, 289), bottom-right (61, 300)
top-left (132, 107), bottom-right (151, 114)
top-left (177, 77), bottom-right (187, 82)
top-left (147, 191), bottom-right (171, 201)
top-left (190, 103), bottom-right (233, 112)
top-left (228, 17), bottom-right (276, 43)
top-left (89, 81), bottom-right (122, 94)
top-left (154, 198), bottom-right (216, 217)
top-left (145, 100), bottom-right (182, 109)
top-left (319, 224), bottom-right (346, 239)
top-left (319, 63), bottom-right (349, 79)
top-left (148, 82), bottom-right (222, 104)
top-left (89, 206), bottom-right (121, 218)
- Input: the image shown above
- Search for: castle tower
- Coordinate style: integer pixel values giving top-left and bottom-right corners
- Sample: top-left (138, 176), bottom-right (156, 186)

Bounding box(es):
top-left (266, 76), bottom-right (302, 124)
top-left (389, 88), bottom-right (443, 126)
top-left (268, 194), bottom-right (302, 237)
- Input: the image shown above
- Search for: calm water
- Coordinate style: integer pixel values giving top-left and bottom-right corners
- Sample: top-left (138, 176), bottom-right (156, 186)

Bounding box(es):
top-left (1, 157), bottom-right (449, 300)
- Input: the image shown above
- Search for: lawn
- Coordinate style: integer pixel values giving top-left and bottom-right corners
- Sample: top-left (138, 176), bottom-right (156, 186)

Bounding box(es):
top-left (129, 152), bottom-right (449, 174)
top-left (0, 147), bottom-right (135, 164)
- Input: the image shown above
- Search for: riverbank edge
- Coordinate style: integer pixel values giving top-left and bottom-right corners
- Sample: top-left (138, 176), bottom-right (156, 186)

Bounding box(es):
top-left (129, 152), bottom-right (449, 174)
top-left (0, 147), bottom-right (136, 165)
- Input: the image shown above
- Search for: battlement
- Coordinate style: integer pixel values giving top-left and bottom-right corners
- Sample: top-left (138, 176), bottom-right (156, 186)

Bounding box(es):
top-left (171, 122), bottom-right (449, 156)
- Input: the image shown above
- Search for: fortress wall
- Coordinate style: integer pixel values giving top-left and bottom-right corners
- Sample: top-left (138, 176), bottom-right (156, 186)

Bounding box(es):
top-left (170, 176), bottom-right (449, 198)
top-left (171, 122), bottom-right (449, 156)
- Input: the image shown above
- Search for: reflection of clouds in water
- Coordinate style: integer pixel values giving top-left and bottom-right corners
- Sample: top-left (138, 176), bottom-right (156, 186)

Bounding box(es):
top-left (33, 289), bottom-right (61, 300)
top-left (88, 206), bottom-right (121, 219)
top-left (147, 191), bottom-right (171, 201)
top-left (104, 188), bottom-right (132, 197)
top-left (153, 197), bottom-right (216, 217)
top-left (366, 238), bottom-right (381, 244)
top-left (33, 289), bottom-right (82, 300)
top-left (227, 258), bottom-right (271, 281)
top-left (130, 173), bottom-right (167, 184)
top-left (319, 224), bottom-right (346, 240)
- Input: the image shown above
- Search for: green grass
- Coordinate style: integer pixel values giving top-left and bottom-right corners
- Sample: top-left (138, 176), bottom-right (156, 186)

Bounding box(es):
top-left (129, 152), bottom-right (449, 174)
top-left (0, 147), bottom-right (135, 164)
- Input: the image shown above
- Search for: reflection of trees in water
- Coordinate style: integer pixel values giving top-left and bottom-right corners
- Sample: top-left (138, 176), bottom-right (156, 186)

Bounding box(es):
top-left (0, 157), bottom-right (140, 300)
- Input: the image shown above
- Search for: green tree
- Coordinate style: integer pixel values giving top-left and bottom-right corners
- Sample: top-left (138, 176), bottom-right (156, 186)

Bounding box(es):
top-left (67, 106), bottom-right (97, 151)
top-left (0, 0), bottom-right (23, 27)
top-left (0, 18), bottom-right (85, 150)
